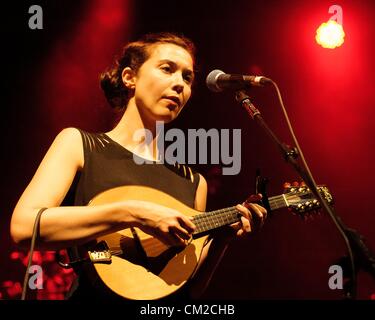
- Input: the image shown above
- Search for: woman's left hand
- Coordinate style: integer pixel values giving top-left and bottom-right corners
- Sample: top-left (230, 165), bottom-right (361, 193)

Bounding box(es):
top-left (231, 194), bottom-right (267, 237)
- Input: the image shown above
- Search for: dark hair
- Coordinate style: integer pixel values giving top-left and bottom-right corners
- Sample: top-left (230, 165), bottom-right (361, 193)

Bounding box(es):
top-left (100, 32), bottom-right (196, 109)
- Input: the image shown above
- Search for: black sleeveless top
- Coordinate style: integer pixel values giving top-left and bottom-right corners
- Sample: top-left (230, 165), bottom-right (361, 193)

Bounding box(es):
top-left (67, 129), bottom-right (201, 301)
top-left (74, 129), bottom-right (200, 207)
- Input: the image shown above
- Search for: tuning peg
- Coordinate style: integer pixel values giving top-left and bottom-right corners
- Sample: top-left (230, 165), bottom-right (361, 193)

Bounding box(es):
top-left (283, 182), bottom-right (292, 189)
top-left (304, 201), bottom-right (311, 207)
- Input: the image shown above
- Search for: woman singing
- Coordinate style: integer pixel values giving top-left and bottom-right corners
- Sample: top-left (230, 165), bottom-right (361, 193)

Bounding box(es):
top-left (10, 32), bottom-right (267, 300)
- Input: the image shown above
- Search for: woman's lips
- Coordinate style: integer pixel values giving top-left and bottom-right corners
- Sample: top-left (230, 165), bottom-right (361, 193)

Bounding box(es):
top-left (163, 97), bottom-right (179, 110)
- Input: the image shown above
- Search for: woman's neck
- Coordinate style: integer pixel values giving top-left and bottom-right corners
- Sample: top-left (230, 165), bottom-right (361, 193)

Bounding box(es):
top-left (106, 101), bottom-right (162, 162)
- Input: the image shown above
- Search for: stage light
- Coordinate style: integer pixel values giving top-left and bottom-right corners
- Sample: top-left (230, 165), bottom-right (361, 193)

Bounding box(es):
top-left (316, 5), bottom-right (345, 49)
top-left (315, 20), bottom-right (345, 49)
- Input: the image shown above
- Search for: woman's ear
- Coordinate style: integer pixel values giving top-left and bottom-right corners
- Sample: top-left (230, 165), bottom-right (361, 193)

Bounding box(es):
top-left (121, 67), bottom-right (136, 89)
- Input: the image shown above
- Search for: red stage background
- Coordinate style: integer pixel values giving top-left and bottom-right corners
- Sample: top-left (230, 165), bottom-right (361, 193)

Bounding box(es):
top-left (1, 0), bottom-right (374, 299)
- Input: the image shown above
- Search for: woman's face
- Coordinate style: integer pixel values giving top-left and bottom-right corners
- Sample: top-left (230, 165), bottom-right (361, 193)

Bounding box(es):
top-left (128, 43), bottom-right (194, 123)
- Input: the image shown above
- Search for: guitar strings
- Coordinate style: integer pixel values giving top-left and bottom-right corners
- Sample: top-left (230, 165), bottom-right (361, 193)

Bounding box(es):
top-left (193, 207), bottom-right (240, 233)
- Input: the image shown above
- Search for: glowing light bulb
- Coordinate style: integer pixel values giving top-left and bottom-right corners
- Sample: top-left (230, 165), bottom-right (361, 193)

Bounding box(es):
top-left (315, 20), bottom-right (345, 49)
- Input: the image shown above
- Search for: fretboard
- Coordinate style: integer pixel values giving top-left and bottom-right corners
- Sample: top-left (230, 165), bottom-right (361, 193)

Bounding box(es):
top-left (192, 194), bottom-right (287, 237)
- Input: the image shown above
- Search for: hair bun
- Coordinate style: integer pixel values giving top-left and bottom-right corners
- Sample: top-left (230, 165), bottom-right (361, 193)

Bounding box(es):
top-left (100, 70), bottom-right (126, 109)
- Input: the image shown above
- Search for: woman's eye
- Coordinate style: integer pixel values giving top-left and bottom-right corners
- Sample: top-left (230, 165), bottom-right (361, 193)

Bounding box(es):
top-left (161, 65), bottom-right (171, 72)
top-left (184, 74), bottom-right (193, 84)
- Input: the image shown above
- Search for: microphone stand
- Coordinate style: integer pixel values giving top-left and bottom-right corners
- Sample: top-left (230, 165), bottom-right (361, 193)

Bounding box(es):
top-left (235, 90), bottom-right (375, 299)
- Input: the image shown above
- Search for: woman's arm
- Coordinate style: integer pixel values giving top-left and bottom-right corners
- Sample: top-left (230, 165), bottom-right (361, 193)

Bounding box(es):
top-left (10, 128), bottom-right (130, 250)
top-left (10, 128), bottom-right (195, 250)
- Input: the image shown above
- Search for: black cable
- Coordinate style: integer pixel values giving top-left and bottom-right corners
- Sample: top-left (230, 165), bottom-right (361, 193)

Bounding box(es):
top-left (270, 80), bottom-right (356, 299)
top-left (21, 207), bottom-right (48, 300)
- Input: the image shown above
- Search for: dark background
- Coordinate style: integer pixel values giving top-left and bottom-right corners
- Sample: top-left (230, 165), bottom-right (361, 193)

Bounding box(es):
top-left (1, 0), bottom-right (375, 299)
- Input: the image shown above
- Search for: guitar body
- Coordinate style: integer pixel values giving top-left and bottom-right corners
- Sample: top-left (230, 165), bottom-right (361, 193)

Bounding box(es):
top-left (84, 185), bottom-right (208, 300)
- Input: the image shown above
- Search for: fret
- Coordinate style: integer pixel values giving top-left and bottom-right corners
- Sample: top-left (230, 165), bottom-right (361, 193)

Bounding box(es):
top-left (268, 195), bottom-right (287, 210)
top-left (193, 206), bottom-right (241, 235)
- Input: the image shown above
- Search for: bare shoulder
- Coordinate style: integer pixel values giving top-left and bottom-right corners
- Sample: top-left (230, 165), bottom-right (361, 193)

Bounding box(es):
top-left (55, 127), bottom-right (81, 141)
top-left (50, 127), bottom-right (84, 169)
top-left (54, 127), bottom-right (82, 147)
top-left (12, 127), bottom-right (84, 219)
top-left (197, 173), bottom-right (207, 191)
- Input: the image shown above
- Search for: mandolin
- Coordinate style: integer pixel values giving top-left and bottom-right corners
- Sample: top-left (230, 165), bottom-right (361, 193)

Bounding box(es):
top-left (72, 184), bottom-right (332, 300)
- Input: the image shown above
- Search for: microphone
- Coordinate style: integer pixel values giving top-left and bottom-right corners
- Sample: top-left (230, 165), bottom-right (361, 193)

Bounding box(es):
top-left (206, 69), bottom-right (272, 92)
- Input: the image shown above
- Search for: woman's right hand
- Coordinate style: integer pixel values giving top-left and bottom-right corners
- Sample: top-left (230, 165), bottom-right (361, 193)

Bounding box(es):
top-left (125, 200), bottom-right (196, 247)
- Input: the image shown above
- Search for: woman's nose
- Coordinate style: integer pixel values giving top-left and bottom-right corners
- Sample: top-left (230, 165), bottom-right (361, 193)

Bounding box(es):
top-left (171, 73), bottom-right (185, 93)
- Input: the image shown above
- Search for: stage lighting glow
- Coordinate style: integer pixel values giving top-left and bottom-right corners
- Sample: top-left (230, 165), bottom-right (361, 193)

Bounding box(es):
top-left (315, 20), bottom-right (345, 49)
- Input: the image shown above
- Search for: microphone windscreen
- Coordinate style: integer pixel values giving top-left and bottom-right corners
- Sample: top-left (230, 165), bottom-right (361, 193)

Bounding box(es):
top-left (206, 69), bottom-right (225, 92)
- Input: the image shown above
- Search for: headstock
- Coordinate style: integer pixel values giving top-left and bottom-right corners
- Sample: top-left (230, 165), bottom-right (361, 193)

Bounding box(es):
top-left (284, 185), bottom-right (333, 217)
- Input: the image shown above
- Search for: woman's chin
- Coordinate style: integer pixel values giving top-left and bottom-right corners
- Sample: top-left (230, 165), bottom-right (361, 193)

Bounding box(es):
top-left (153, 110), bottom-right (178, 123)
top-left (156, 115), bottom-right (175, 123)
